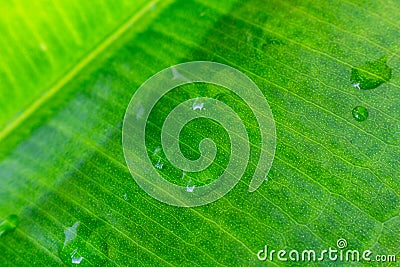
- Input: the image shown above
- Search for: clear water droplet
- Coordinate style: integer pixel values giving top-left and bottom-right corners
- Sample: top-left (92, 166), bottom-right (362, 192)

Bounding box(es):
top-left (153, 147), bottom-right (161, 155)
top-left (59, 219), bottom-right (110, 266)
top-left (155, 158), bottom-right (163, 169)
top-left (352, 106), bottom-right (369, 122)
top-left (350, 56), bottom-right (392, 90)
top-left (171, 66), bottom-right (189, 81)
top-left (135, 103), bottom-right (144, 119)
top-left (186, 179), bottom-right (195, 192)
top-left (192, 97), bottom-right (205, 111)
top-left (71, 249), bottom-right (84, 264)
top-left (64, 221), bottom-right (80, 248)
top-left (0, 214), bottom-right (19, 237)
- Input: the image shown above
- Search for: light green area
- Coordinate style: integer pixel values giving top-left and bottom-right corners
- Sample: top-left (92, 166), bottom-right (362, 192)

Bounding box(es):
top-left (0, 0), bottom-right (149, 129)
top-left (0, 0), bottom-right (399, 265)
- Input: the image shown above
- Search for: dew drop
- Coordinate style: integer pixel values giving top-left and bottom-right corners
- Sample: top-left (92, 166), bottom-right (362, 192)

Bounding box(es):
top-left (135, 103), bottom-right (144, 119)
top-left (350, 56), bottom-right (392, 90)
top-left (186, 179), bottom-right (195, 193)
top-left (59, 219), bottom-right (110, 266)
top-left (352, 106), bottom-right (369, 122)
top-left (64, 221), bottom-right (80, 248)
top-left (155, 158), bottom-right (163, 169)
top-left (0, 214), bottom-right (19, 237)
top-left (246, 34), bottom-right (252, 42)
top-left (153, 147), bottom-right (161, 155)
top-left (192, 97), bottom-right (205, 111)
top-left (171, 67), bottom-right (189, 81)
top-left (71, 249), bottom-right (84, 264)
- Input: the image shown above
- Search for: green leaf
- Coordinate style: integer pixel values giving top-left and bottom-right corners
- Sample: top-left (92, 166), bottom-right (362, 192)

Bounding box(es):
top-left (1, 0), bottom-right (399, 266)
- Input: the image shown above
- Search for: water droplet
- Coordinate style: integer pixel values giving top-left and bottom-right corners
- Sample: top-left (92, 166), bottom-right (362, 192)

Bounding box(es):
top-left (186, 179), bottom-right (195, 193)
top-left (71, 249), bottom-right (84, 264)
top-left (64, 221), bottom-right (80, 247)
top-left (153, 147), bottom-right (161, 155)
top-left (155, 158), bottom-right (163, 169)
top-left (352, 106), bottom-right (369, 122)
top-left (352, 83), bottom-right (361, 90)
top-left (171, 67), bottom-right (189, 81)
top-left (0, 214), bottom-right (19, 237)
top-left (135, 102), bottom-right (144, 119)
top-left (192, 97), bottom-right (205, 111)
top-left (246, 35), bottom-right (252, 42)
top-left (350, 56), bottom-right (392, 90)
top-left (59, 219), bottom-right (111, 266)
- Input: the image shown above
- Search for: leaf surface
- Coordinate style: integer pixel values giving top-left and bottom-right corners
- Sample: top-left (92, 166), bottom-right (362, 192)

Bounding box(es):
top-left (1, 0), bottom-right (399, 266)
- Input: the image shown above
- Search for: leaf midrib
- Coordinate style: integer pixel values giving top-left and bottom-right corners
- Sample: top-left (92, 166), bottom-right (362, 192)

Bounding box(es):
top-left (0, 0), bottom-right (162, 143)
